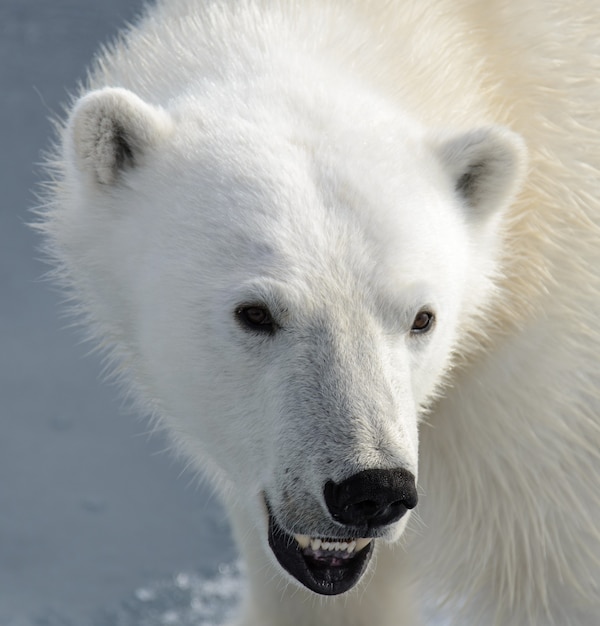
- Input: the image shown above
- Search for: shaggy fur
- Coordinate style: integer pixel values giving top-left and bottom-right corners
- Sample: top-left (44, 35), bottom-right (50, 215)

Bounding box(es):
top-left (37, 1), bottom-right (600, 625)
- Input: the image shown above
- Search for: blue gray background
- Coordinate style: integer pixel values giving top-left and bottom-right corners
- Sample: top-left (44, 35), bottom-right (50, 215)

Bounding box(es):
top-left (1, 1), bottom-right (236, 624)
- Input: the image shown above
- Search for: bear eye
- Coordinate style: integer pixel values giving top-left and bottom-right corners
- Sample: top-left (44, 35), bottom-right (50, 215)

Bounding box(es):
top-left (410, 310), bottom-right (435, 334)
top-left (236, 304), bottom-right (276, 334)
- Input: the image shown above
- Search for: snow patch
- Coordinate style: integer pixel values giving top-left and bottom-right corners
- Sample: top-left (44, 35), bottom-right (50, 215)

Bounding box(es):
top-left (122, 562), bottom-right (244, 626)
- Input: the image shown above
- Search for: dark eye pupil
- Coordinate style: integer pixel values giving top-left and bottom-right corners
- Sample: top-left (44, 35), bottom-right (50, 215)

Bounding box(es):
top-left (411, 311), bottom-right (433, 333)
top-left (246, 307), bottom-right (268, 324)
top-left (236, 305), bottom-right (275, 333)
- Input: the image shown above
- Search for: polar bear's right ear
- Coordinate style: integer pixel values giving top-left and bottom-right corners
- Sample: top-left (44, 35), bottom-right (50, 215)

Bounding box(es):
top-left (67, 87), bottom-right (173, 186)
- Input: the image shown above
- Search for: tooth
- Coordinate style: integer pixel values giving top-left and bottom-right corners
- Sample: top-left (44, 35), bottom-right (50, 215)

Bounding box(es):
top-left (355, 538), bottom-right (372, 551)
top-left (294, 534), bottom-right (310, 549)
top-left (297, 536), bottom-right (368, 553)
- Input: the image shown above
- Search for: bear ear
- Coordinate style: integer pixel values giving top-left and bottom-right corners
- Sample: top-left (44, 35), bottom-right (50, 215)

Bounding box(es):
top-left (67, 87), bottom-right (173, 186)
top-left (434, 126), bottom-right (527, 221)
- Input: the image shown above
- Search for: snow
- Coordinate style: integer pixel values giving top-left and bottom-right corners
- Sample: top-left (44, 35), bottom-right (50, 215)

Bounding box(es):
top-left (0, 563), bottom-right (245, 626)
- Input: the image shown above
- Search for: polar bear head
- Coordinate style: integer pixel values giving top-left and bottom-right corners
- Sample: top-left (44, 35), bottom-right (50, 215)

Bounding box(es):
top-left (51, 86), bottom-right (525, 595)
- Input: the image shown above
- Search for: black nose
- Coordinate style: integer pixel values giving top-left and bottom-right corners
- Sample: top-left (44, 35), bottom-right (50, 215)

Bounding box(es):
top-left (323, 468), bottom-right (418, 529)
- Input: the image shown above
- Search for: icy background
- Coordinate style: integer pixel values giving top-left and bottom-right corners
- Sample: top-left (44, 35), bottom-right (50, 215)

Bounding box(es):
top-left (1, 1), bottom-right (447, 624)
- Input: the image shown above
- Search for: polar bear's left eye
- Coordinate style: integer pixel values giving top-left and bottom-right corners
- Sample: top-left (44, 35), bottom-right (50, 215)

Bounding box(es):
top-left (410, 310), bottom-right (435, 334)
top-left (236, 304), bottom-right (276, 334)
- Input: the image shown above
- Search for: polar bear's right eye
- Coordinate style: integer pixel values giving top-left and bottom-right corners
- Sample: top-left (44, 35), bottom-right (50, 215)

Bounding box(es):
top-left (235, 304), bottom-right (277, 334)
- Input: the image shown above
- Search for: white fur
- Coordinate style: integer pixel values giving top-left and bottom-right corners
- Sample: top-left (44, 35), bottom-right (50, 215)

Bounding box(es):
top-left (37, 1), bottom-right (600, 625)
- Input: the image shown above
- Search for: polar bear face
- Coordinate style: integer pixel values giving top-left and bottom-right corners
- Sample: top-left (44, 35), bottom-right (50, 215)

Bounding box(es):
top-left (56, 87), bottom-right (525, 595)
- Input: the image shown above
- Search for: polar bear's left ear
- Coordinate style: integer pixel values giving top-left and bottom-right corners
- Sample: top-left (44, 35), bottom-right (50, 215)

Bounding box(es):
top-left (67, 87), bottom-right (173, 187)
top-left (434, 126), bottom-right (527, 221)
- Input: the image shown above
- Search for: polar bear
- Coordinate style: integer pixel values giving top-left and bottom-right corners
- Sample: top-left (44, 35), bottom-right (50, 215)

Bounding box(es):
top-left (39, 0), bottom-right (600, 624)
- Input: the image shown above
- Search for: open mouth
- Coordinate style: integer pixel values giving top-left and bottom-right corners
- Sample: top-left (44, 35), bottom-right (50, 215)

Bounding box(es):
top-left (267, 511), bottom-right (374, 595)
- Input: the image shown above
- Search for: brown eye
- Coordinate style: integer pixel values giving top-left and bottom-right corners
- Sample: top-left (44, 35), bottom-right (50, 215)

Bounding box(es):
top-left (236, 304), bottom-right (276, 334)
top-left (411, 310), bottom-right (435, 334)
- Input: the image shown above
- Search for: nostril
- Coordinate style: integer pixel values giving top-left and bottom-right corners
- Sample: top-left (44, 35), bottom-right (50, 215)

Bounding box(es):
top-left (324, 468), bottom-right (418, 530)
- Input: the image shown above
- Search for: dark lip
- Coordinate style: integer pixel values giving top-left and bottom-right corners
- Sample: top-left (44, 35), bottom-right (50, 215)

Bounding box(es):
top-left (266, 506), bottom-right (374, 596)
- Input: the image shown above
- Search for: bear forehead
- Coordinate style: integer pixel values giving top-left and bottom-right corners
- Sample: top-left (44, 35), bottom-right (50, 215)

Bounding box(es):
top-left (155, 111), bottom-right (464, 242)
top-left (143, 139), bottom-right (465, 282)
